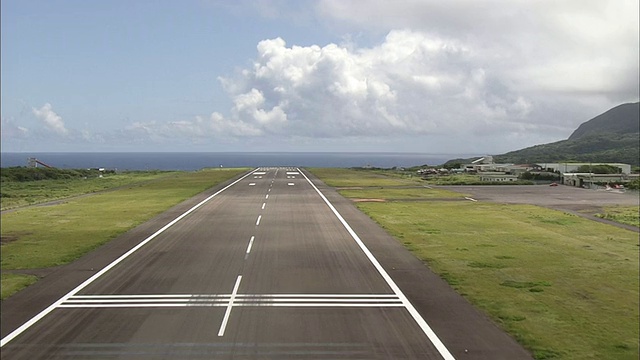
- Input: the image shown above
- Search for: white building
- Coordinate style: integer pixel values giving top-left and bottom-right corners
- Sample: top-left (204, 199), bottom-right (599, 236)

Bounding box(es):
top-left (539, 163), bottom-right (631, 175)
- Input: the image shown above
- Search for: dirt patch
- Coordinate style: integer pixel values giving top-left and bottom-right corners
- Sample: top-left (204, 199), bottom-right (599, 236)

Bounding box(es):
top-left (352, 198), bottom-right (386, 202)
top-left (3, 265), bottom-right (65, 278)
top-left (0, 232), bottom-right (33, 245)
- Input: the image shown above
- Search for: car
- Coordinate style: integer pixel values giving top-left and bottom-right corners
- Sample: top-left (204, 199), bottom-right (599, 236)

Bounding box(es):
top-left (549, 182), bottom-right (558, 186)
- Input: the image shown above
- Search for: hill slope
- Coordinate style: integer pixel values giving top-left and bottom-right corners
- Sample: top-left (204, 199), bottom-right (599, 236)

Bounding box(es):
top-left (493, 102), bottom-right (640, 166)
top-left (569, 102), bottom-right (639, 140)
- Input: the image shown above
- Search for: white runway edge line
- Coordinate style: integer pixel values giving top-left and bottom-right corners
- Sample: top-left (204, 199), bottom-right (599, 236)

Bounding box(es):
top-left (0, 169), bottom-right (258, 348)
top-left (298, 168), bottom-right (456, 360)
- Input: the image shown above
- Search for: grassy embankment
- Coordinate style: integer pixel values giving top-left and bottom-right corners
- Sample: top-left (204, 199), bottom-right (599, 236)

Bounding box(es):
top-left (1, 170), bottom-right (174, 211)
top-left (0, 168), bottom-right (248, 299)
top-left (596, 206), bottom-right (640, 227)
top-left (309, 167), bottom-right (639, 360)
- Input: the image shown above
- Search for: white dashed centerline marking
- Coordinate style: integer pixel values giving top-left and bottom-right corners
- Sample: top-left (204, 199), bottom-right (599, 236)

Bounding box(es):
top-left (262, 203), bottom-right (266, 210)
top-left (256, 215), bottom-right (262, 226)
top-left (218, 275), bottom-right (242, 336)
top-left (265, 194), bottom-right (269, 199)
top-left (249, 183), bottom-right (256, 186)
top-left (245, 236), bottom-right (255, 259)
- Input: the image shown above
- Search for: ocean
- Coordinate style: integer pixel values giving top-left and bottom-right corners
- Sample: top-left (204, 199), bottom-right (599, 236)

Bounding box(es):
top-left (0, 152), bottom-right (471, 171)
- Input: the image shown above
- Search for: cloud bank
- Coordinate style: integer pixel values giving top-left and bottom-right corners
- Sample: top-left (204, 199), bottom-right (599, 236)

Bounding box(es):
top-left (213, 31), bottom-right (538, 141)
top-left (3, 1), bottom-right (638, 153)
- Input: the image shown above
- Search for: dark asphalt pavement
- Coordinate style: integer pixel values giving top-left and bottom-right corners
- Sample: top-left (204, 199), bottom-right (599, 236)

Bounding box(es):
top-left (1, 168), bottom-right (532, 359)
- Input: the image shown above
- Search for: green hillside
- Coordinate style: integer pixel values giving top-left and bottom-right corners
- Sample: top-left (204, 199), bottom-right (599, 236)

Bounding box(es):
top-left (569, 102), bottom-right (639, 140)
top-left (452, 102), bottom-right (640, 166)
top-left (495, 132), bottom-right (639, 166)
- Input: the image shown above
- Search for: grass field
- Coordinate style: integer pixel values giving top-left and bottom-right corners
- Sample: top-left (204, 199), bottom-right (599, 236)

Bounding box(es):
top-left (310, 168), bottom-right (639, 360)
top-left (0, 168), bottom-right (248, 298)
top-left (1, 171), bottom-right (177, 210)
top-left (337, 187), bottom-right (466, 200)
top-left (596, 205), bottom-right (640, 227)
top-left (307, 167), bottom-right (423, 187)
top-left (1, 273), bottom-right (38, 300)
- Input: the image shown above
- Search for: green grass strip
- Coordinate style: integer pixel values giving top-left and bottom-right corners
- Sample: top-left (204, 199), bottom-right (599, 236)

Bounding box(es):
top-left (308, 167), bottom-right (424, 187)
top-left (596, 205), bottom-right (640, 228)
top-left (1, 171), bottom-right (179, 211)
top-left (358, 201), bottom-right (639, 360)
top-left (0, 168), bottom-right (248, 298)
top-left (1, 273), bottom-right (39, 299)
top-left (338, 187), bottom-right (466, 200)
top-left (309, 168), bottom-right (639, 360)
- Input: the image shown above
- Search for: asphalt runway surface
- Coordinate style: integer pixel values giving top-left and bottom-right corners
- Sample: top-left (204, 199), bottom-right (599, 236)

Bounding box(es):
top-left (1, 168), bottom-right (532, 359)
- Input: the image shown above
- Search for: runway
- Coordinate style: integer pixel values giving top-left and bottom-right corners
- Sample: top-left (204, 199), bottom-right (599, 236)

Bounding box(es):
top-left (1, 167), bottom-right (532, 359)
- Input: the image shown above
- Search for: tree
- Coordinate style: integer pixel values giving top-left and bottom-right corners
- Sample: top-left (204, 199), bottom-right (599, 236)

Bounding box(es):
top-left (576, 164), bottom-right (621, 174)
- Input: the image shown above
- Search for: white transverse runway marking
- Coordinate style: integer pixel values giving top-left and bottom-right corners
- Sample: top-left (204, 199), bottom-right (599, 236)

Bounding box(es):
top-left (59, 293), bottom-right (404, 308)
top-left (0, 169), bottom-right (258, 348)
top-left (298, 168), bottom-right (455, 360)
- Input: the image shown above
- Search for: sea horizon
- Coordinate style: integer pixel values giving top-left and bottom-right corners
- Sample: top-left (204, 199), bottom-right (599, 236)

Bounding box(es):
top-left (0, 151), bottom-right (476, 171)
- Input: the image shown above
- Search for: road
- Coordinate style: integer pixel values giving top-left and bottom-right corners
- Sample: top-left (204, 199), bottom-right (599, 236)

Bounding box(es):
top-left (1, 168), bottom-right (532, 359)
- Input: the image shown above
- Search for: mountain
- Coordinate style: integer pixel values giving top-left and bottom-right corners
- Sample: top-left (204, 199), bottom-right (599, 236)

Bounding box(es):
top-left (568, 102), bottom-right (639, 140)
top-left (488, 102), bottom-right (640, 166)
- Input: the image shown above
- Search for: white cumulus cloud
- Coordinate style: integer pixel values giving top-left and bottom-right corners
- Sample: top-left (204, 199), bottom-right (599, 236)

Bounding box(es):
top-left (214, 30), bottom-right (536, 142)
top-left (32, 103), bottom-right (69, 136)
top-left (317, 0), bottom-right (639, 102)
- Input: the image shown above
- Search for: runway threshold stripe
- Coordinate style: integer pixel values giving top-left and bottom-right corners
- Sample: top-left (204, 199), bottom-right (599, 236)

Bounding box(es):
top-left (68, 293), bottom-right (399, 298)
top-left (298, 168), bottom-right (456, 360)
top-left (0, 169), bottom-right (258, 348)
top-left (59, 293), bottom-right (403, 308)
top-left (58, 303), bottom-right (405, 308)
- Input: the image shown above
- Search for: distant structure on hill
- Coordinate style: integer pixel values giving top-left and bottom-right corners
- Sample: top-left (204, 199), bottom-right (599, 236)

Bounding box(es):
top-left (27, 158), bottom-right (54, 168)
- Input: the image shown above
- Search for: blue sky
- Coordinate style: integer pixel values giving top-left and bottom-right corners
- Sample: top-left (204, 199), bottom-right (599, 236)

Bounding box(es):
top-left (2, 0), bottom-right (638, 154)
